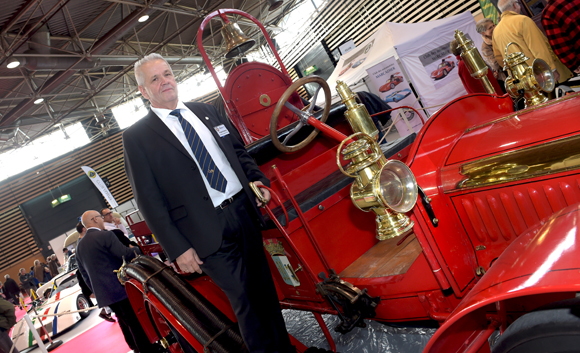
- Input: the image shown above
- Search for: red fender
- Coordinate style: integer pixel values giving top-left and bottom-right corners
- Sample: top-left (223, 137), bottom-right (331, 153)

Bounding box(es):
top-left (424, 203), bottom-right (580, 353)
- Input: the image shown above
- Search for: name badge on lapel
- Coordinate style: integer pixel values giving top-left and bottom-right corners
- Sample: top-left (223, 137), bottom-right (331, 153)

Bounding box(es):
top-left (214, 124), bottom-right (229, 137)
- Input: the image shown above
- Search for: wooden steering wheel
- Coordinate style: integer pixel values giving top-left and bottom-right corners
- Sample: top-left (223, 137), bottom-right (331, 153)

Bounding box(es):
top-left (269, 76), bottom-right (332, 153)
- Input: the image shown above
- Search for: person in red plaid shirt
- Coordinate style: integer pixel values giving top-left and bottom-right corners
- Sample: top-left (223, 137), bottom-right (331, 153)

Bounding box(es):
top-left (542, 0), bottom-right (580, 75)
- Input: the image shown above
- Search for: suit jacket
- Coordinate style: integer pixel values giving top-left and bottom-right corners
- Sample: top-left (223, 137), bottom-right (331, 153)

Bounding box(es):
top-left (123, 102), bottom-right (269, 261)
top-left (76, 229), bottom-right (140, 307)
top-left (492, 11), bottom-right (572, 83)
top-left (3, 278), bottom-right (19, 298)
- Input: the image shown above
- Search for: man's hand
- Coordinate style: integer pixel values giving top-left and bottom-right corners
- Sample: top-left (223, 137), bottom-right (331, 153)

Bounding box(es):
top-left (253, 181), bottom-right (271, 207)
top-left (176, 247), bottom-right (203, 274)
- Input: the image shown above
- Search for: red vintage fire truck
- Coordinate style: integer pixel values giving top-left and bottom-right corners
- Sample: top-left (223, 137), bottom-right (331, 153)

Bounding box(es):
top-left (119, 9), bottom-right (580, 353)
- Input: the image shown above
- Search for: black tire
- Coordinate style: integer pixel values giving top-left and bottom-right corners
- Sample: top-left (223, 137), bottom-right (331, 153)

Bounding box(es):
top-left (443, 69), bottom-right (448, 77)
top-left (76, 295), bottom-right (90, 318)
top-left (491, 304), bottom-right (580, 353)
top-left (390, 83), bottom-right (395, 89)
top-left (393, 98), bottom-right (398, 103)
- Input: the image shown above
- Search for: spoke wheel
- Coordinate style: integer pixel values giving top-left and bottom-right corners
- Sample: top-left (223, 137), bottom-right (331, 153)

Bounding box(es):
top-left (270, 75), bottom-right (331, 153)
top-left (76, 295), bottom-right (90, 318)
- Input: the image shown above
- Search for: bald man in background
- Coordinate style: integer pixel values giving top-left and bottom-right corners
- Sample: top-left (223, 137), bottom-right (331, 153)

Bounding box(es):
top-left (76, 210), bottom-right (161, 353)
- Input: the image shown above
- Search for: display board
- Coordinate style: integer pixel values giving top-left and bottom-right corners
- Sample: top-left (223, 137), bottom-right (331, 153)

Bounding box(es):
top-left (366, 57), bottom-right (423, 136)
top-left (396, 12), bottom-right (482, 115)
top-left (322, 11), bottom-right (481, 117)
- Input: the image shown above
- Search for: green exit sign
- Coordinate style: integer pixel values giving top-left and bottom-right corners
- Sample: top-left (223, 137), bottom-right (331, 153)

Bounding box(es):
top-left (304, 65), bottom-right (318, 76)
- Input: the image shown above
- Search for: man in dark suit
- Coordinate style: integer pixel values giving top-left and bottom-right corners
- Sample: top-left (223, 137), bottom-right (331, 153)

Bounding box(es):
top-left (75, 221), bottom-right (115, 322)
top-left (76, 210), bottom-right (159, 353)
top-left (3, 275), bottom-right (21, 309)
top-left (123, 53), bottom-right (293, 353)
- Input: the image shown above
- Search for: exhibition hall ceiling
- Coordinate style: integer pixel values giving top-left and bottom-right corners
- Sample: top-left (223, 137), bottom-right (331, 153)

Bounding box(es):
top-left (0, 0), bottom-right (296, 154)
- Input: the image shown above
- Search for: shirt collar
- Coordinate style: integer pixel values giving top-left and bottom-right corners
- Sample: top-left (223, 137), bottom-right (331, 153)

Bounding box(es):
top-left (87, 227), bottom-right (102, 231)
top-left (501, 10), bottom-right (519, 18)
top-left (151, 101), bottom-right (188, 120)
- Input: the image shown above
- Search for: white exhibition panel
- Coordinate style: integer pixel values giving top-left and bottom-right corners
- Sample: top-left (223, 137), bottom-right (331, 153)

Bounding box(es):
top-left (396, 11), bottom-right (481, 115)
top-left (321, 12), bottom-right (480, 116)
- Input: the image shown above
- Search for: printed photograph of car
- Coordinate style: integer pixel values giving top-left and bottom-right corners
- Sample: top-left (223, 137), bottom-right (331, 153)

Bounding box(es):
top-left (37, 255), bottom-right (79, 299)
top-left (431, 56), bottom-right (456, 80)
top-left (338, 62), bottom-right (352, 77)
top-left (383, 88), bottom-right (413, 103)
top-left (351, 57), bottom-right (366, 68)
top-left (379, 73), bottom-right (404, 92)
top-left (11, 284), bottom-right (94, 351)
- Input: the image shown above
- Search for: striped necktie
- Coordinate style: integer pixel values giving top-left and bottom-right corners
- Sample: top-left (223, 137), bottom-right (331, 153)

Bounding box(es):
top-left (170, 109), bottom-right (227, 193)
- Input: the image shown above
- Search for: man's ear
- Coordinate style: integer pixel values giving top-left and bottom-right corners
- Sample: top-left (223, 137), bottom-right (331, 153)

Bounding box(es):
top-left (138, 85), bottom-right (149, 100)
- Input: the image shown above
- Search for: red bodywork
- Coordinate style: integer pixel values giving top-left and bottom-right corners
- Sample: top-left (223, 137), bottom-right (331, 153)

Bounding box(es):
top-left (123, 8), bottom-right (580, 353)
top-left (431, 58), bottom-right (455, 80)
top-left (379, 73), bottom-right (403, 92)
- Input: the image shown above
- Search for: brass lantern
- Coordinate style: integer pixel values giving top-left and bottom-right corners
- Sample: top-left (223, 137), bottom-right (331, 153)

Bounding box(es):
top-left (503, 42), bottom-right (555, 107)
top-left (221, 21), bottom-right (256, 58)
top-left (334, 82), bottom-right (417, 240)
top-left (454, 30), bottom-right (496, 94)
top-left (337, 133), bottom-right (417, 240)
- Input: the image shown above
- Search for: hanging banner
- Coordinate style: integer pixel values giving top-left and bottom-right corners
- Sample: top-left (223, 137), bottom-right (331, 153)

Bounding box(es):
top-left (366, 57), bottom-right (423, 137)
top-left (81, 166), bottom-right (118, 208)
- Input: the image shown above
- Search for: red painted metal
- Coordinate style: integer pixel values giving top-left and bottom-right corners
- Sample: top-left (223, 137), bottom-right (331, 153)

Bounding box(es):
top-left (196, 8), bottom-right (294, 144)
top-left (272, 165), bottom-right (333, 274)
top-left (424, 203), bottom-right (580, 353)
top-left (307, 116), bottom-right (349, 143)
top-left (312, 312), bottom-right (337, 352)
top-left (446, 97), bottom-right (580, 166)
top-left (259, 185), bottom-right (321, 286)
top-left (122, 7), bottom-right (580, 352)
top-left (224, 62), bottom-right (304, 141)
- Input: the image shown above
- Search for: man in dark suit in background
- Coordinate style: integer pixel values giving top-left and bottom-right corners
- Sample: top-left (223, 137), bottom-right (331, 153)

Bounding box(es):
top-left (123, 53), bottom-right (293, 353)
top-left (75, 221), bottom-right (115, 322)
top-left (76, 210), bottom-right (159, 353)
top-left (3, 275), bottom-right (21, 309)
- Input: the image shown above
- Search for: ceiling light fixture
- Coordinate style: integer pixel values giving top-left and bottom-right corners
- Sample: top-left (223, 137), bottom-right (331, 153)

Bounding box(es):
top-left (34, 98), bottom-right (44, 104)
top-left (138, 15), bottom-right (149, 22)
top-left (6, 57), bottom-right (20, 69)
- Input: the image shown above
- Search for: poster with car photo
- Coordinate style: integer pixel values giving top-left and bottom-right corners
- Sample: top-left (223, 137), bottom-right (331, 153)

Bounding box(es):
top-left (366, 57), bottom-right (423, 137)
top-left (420, 41), bottom-right (458, 89)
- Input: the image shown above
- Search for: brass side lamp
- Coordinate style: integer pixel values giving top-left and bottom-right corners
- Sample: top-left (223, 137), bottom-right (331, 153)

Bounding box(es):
top-left (454, 30), bottom-right (496, 94)
top-left (334, 81), bottom-right (417, 240)
top-left (336, 133), bottom-right (417, 240)
top-left (336, 81), bottom-right (380, 141)
top-left (503, 42), bottom-right (555, 107)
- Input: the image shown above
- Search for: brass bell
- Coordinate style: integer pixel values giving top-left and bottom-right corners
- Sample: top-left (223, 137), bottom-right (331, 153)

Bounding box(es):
top-left (221, 21), bottom-right (256, 58)
top-left (503, 42), bottom-right (555, 107)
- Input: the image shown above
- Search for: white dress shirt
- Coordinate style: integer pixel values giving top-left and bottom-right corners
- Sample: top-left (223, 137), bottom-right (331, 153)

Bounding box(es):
top-left (104, 222), bottom-right (129, 236)
top-left (151, 101), bottom-right (243, 207)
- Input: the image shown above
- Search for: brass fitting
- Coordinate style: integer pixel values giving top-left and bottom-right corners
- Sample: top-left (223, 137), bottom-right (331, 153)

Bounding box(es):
top-left (454, 30), bottom-right (496, 94)
top-left (337, 133), bottom-right (415, 241)
top-left (336, 81), bottom-right (379, 140)
top-left (503, 42), bottom-right (555, 107)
